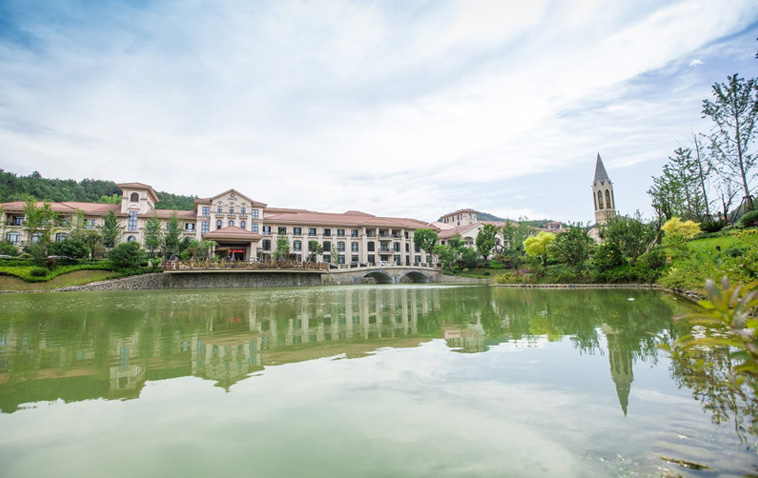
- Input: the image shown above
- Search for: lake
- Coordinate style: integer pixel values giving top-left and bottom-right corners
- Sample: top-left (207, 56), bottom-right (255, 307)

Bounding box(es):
top-left (0, 285), bottom-right (754, 477)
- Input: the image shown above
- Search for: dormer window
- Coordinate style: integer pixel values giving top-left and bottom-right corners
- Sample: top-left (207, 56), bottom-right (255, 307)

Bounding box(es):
top-left (130, 192), bottom-right (139, 203)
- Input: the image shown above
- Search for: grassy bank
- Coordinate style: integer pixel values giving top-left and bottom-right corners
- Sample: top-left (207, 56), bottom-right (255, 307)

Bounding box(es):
top-left (0, 270), bottom-right (117, 291)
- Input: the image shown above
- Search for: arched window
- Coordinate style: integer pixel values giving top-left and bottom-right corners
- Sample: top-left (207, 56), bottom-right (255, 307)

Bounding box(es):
top-left (593, 192), bottom-right (598, 211)
top-left (130, 192), bottom-right (139, 203)
top-left (216, 220), bottom-right (222, 229)
top-left (229, 220), bottom-right (235, 227)
top-left (240, 221), bottom-right (246, 230)
top-left (605, 190), bottom-right (612, 210)
top-left (127, 235), bottom-right (136, 243)
top-left (597, 190), bottom-right (603, 209)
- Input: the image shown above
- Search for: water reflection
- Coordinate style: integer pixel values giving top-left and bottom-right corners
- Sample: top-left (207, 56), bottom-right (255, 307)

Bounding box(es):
top-left (0, 286), bottom-right (690, 417)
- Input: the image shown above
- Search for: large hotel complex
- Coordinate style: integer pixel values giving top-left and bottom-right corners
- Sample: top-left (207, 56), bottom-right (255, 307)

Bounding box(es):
top-left (0, 183), bottom-right (438, 265)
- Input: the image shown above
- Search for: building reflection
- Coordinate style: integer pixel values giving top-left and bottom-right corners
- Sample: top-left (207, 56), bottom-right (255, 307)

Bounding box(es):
top-left (0, 287), bottom-right (680, 415)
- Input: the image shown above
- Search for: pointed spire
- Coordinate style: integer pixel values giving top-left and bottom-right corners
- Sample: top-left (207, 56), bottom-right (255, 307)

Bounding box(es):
top-left (593, 153), bottom-right (611, 185)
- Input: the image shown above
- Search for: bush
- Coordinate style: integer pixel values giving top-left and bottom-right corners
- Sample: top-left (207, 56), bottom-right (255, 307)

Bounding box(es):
top-left (108, 242), bottom-right (148, 270)
top-left (701, 219), bottom-right (728, 233)
top-left (737, 210), bottom-right (758, 229)
top-left (0, 241), bottom-right (19, 256)
top-left (47, 238), bottom-right (90, 259)
top-left (29, 267), bottom-right (49, 277)
top-left (639, 246), bottom-right (667, 270)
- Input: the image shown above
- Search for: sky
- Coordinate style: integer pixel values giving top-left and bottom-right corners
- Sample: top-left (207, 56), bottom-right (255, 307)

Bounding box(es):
top-left (1, 0), bottom-right (757, 224)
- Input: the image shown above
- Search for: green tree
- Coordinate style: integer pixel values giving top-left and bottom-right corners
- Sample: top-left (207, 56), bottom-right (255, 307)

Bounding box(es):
top-left (24, 199), bottom-right (59, 246)
top-left (648, 148), bottom-right (707, 221)
top-left (308, 240), bottom-right (323, 262)
top-left (548, 225), bottom-right (594, 272)
top-left (475, 223), bottom-right (499, 260)
top-left (524, 231), bottom-right (555, 269)
top-left (599, 213), bottom-right (657, 265)
top-left (413, 228), bottom-right (438, 263)
top-left (48, 237), bottom-right (90, 259)
top-left (107, 242), bottom-right (147, 269)
top-left (501, 220), bottom-right (534, 269)
top-left (274, 237), bottom-right (290, 261)
top-left (163, 212), bottom-right (182, 258)
top-left (0, 241), bottom-right (19, 256)
top-left (433, 244), bottom-right (459, 271)
top-left (144, 214), bottom-right (163, 258)
top-left (702, 74), bottom-right (758, 211)
top-left (661, 217), bottom-right (701, 258)
top-left (99, 210), bottom-right (121, 248)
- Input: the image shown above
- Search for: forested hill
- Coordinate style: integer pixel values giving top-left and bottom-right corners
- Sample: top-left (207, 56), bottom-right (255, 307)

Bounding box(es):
top-left (0, 170), bottom-right (197, 210)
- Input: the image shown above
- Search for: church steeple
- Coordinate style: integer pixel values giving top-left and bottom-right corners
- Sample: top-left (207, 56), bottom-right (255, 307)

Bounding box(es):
top-left (592, 153), bottom-right (616, 224)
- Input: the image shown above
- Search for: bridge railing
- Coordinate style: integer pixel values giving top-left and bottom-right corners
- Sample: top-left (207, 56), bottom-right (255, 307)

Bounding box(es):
top-left (163, 260), bottom-right (330, 271)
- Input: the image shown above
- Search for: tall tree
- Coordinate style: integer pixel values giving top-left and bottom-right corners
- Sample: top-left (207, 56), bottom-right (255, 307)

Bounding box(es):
top-left (702, 74), bottom-right (758, 210)
top-left (548, 225), bottom-right (594, 272)
top-left (274, 237), bottom-right (290, 261)
top-left (23, 199), bottom-right (59, 245)
top-left (524, 231), bottom-right (555, 269)
top-left (144, 214), bottom-right (163, 258)
top-left (163, 212), bottom-right (182, 258)
top-left (599, 213), bottom-right (656, 265)
top-left (475, 223), bottom-right (499, 260)
top-left (413, 228), bottom-right (438, 263)
top-left (99, 210), bottom-right (121, 248)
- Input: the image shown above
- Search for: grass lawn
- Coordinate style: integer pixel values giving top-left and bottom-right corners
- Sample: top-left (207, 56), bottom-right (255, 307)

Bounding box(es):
top-left (0, 270), bottom-right (116, 291)
top-left (688, 235), bottom-right (748, 253)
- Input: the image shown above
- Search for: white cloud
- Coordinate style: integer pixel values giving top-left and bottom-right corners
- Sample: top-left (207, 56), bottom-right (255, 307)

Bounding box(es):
top-left (0, 0), bottom-right (756, 221)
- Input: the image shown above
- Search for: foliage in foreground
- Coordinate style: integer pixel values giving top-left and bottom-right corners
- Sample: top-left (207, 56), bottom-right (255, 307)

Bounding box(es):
top-left (662, 278), bottom-right (758, 448)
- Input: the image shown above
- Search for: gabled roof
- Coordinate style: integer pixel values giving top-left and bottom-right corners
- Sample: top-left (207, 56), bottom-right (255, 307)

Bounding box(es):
top-left (593, 154), bottom-right (611, 186)
top-left (0, 201), bottom-right (120, 215)
top-left (439, 208), bottom-right (478, 219)
top-left (437, 220), bottom-right (507, 239)
top-left (209, 188), bottom-right (267, 207)
top-left (203, 226), bottom-right (263, 241)
top-left (117, 182), bottom-right (160, 203)
top-left (264, 208), bottom-right (429, 229)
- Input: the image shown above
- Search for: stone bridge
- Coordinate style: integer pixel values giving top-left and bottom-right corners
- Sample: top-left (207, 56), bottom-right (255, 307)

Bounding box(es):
top-left (323, 266), bottom-right (443, 285)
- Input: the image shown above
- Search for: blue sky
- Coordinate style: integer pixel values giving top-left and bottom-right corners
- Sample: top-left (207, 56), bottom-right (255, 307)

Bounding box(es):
top-left (1, 0), bottom-right (757, 223)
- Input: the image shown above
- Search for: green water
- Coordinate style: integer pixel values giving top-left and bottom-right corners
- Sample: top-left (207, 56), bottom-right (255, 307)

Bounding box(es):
top-left (0, 285), bottom-right (753, 477)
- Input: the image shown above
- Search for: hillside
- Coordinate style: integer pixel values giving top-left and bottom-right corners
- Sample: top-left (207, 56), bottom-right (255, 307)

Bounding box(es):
top-left (0, 169), bottom-right (197, 210)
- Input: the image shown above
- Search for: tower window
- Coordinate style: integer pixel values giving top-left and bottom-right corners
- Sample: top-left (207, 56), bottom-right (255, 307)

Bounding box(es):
top-left (605, 190), bottom-right (612, 210)
top-left (597, 190), bottom-right (604, 210)
top-left (130, 192), bottom-right (139, 203)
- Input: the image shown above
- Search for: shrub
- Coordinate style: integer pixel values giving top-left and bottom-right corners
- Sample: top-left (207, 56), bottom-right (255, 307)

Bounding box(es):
top-left (29, 267), bottom-right (49, 277)
top-left (639, 246), bottom-right (667, 271)
top-left (701, 219), bottom-right (728, 233)
top-left (108, 242), bottom-right (148, 270)
top-left (47, 238), bottom-right (90, 259)
top-left (737, 210), bottom-right (758, 229)
top-left (0, 241), bottom-right (19, 256)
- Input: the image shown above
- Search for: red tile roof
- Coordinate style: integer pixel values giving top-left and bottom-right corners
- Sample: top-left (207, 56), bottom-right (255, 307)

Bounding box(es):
top-left (203, 226), bottom-right (263, 241)
top-left (0, 201), bottom-right (120, 215)
top-left (117, 182), bottom-right (160, 203)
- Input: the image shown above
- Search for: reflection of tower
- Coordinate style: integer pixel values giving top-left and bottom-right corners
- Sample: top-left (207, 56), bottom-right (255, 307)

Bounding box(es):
top-left (601, 325), bottom-right (634, 416)
top-left (592, 154), bottom-right (617, 224)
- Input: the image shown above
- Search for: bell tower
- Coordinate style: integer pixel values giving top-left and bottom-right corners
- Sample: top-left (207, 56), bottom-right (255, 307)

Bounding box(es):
top-left (592, 154), bottom-right (616, 224)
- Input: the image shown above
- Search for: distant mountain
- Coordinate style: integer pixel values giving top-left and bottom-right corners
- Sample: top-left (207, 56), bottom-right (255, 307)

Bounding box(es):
top-left (0, 169), bottom-right (197, 210)
top-left (478, 212), bottom-right (559, 227)
top-left (477, 211), bottom-right (506, 222)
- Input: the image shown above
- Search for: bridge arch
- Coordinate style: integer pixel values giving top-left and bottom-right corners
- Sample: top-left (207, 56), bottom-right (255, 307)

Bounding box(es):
top-left (398, 271), bottom-right (432, 283)
top-left (362, 271), bottom-right (394, 284)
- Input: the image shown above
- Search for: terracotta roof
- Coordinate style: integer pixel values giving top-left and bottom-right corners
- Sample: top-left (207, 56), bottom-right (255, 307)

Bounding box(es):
top-left (140, 209), bottom-right (196, 219)
top-left (0, 201), bottom-right (120, 215)
top-left (264, 208), bottom-right (429, 229)
top-left (439, 208), bottom-right (478, 219)
top-left (117, 182), bottom-right (160, 203)
top-left (203, 226), bottom-right (263, 241)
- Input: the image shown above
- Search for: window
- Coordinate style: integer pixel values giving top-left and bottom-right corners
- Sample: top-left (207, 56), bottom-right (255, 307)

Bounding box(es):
top-left (293, 227), bottom-right (302, 236)
top-left (127, 235), bottom-right (137, 243)
top-left (323, 254), bottom-right (331, 263)
top-left (130, 192), bottom-right (139, 202)
top-left (323, 241), bottom-right (331, 252)
top-left (229, 206), bottom-right (235, 214)
top-left (366, 230), bottom-right (374, 237)
top-left (352, 255), bottom-right (359, 262)
top-left (337, 229), bottom-right (345, 237)
top-left (217, 205), bottom-right (223, 214)
top-left (308, 228), bottom-right (317, 236)
top-left (185, 223), bottom-right (196, 232)
top-left (323, 228), bottom-right (331, 236)
top-left (84, 219), bottom-right (96, 229)
top-left (216, 220), bottom-right (222, 229)
top-left (263, 226), bottom-right (271, 235)
top-left (252, 224), bottom-right (259, 233)
top-left (393, 243), bottom-right (400, 252)
top-left (338, 254), bottom-right (345, 265)
top-left (351, 242), bottom-right (359, 252)
top-left (367, 242), bottom-right (375, 252)
top-left (202, 222), bottom-right (209, 234)
top-left (262, 240), bottom-right (271, 251)
top-left (351, 229), bottom-right (358, 237)
top-left (202, 206), bottom-right (209, 216)
top-left (294, 240), bottom-right (302, 252)
top-left (605, 189), bottom-right (612, 209)
top-left (228, 220), bottom-right (235, 227)
top-left (368, 254), bottom-right (375, 264)
top-left (252, 209), bottom-right (259, 219)
top-left (394, 255), bottom-right (401, 264)
top-left (337, 241), bottom-right (345, 252)
top-left (128, 211), bottom-right (138, 231)
top-left (55, 233), bottom-right (67, 242)
top-left (278, 227), bottom-right (287, 235)
top-left (597, 190), bottom-right (603, 209)
top-left (6, 232), bottom-right (20, 245)
top-left (241, 206), bottom-right (247, 215)
top-left (12, 216), bottom-right (24, 226)
top-left (240, 221), bottom-right (246, 230)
